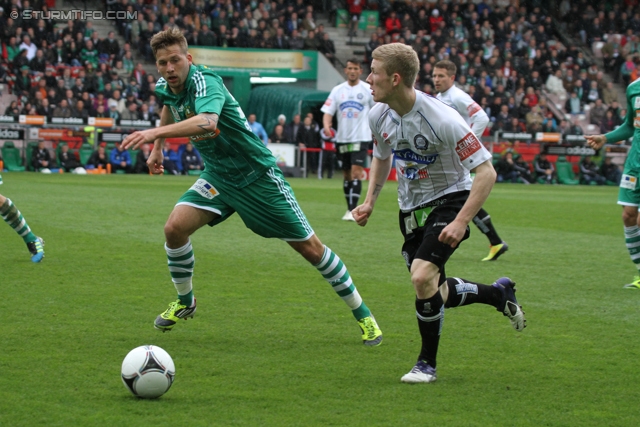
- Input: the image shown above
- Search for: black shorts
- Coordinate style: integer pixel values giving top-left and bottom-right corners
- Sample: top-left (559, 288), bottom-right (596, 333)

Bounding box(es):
top-left (337, 142), bottom-right (369, 170)
top-left (398, 191), bottom-right (471, 279)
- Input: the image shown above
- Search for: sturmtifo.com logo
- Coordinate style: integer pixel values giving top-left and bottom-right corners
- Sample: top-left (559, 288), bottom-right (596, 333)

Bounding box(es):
top-left (16, 9), bottom-right (138, 20)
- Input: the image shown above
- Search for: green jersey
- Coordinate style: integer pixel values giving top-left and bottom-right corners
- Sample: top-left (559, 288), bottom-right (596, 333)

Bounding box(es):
top-left (155, 64), bottom-right (276, 188)
top-left (605, 78), bottom-right (640, 173)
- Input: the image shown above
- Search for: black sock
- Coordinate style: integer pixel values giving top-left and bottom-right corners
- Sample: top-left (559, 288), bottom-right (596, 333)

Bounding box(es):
top-left (343, 180), bottom-right (351, 210)
top-left (444, 277), bottom-right (502, 309)
top-left (472, 208), bottom-right (503, 246)
top-left (415, 292), bottom-right (444, 368)
top-left (349, 179), bottom-right (361, 211)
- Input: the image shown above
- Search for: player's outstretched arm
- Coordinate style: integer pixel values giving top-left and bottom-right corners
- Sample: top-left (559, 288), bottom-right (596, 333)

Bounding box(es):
top-left (122, 111), bottom-right (219, 150)
top-left (352, 156), bottom-right (392, 226)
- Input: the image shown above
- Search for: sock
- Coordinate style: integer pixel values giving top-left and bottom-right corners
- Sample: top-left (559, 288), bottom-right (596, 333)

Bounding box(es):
top-left (416, 292), bottom-right (444, 368)
top-left (0, 198), bottom-right (37, 243)
top-left (315, 245), bottom-right (371, 320)
top-left (472, 208), bottom-right (503, 246)
top-left (349, 179), bottom-right (362, 211)
top-left (443, 277), bottom-right (502, 309)
top-left (165, 240), bottom-right (195, 306)
top-left (624, 225), bottom-right (640, 274)
top-left (343, 180), bottom-right (352, 210)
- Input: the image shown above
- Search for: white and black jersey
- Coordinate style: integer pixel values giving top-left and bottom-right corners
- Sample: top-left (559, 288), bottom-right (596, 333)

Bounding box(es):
top-left (369, 91), bottom-right (492, 212)
top-left (321, 80), bottom-right (374, 143)
top-left (436, 84), bottom-right (489, 138)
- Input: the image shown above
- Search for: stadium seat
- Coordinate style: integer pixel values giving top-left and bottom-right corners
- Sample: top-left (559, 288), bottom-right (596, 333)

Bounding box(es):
top-left (79, 144), bottom-right (94, 165)
top-left (129, 150), bottom-right (139, 168)
top-left (1, 142), bottom-right (26, 171)
top-left (556, 156), bottom-right (579, 185)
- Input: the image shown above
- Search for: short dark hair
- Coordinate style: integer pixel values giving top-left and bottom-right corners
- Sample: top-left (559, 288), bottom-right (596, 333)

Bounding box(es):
top-left (434, 60), bottom-right (457, 76)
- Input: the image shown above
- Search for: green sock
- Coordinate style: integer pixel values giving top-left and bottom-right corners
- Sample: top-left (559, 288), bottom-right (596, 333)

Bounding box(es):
top-left (0, 198), bottom-right (37, 243)
top-left (314, 245), bottom-right (372, 320)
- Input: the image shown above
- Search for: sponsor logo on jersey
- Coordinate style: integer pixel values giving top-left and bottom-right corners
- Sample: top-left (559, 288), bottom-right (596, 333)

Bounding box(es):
top-left (467, 102), bottom-right (482, 117)
top-left (190, 179), bottom-right (219, 199)
top-left (621, 174), bottom-right (638, 190)
top-left (383, 132), bottom-right (388, 139)
top-left (190, 128), bottom-right (220, 142)
top-left (635, 96), bottom-right (640, 109)
top-left (635, 108), bottom-right (640, 128)
top-left (393, 149), bottom-right (439, 165)
top-left (414, 134), bottom-right (429, 150)
top-left (339, 101), bottom-right (365, 111)
top-left (324, 99), bottom-right (332, 107)
top-left (400, 165), bottom-right (430, 180)
top-left (455, 132), bottom-right (482, 161)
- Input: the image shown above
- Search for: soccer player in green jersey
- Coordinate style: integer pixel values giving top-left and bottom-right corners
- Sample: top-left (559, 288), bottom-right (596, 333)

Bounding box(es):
top-left (586, 78), bottom-right (640, 289)
top-left (0, 175), bottom-right (45, 262)
top-left (121, 28), bottom-right (382, 345)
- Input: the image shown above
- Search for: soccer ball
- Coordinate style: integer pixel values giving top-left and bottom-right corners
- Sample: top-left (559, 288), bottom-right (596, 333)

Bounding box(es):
top-left (121, 345), bottom-right (175, 398)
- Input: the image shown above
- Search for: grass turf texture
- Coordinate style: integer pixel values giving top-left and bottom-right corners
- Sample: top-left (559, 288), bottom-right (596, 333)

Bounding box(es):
top-left (1, 172), bottom-right (638, 427)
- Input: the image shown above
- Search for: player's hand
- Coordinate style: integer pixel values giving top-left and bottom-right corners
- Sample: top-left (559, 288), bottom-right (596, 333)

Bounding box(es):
top-left (438, 219), bottom-right (467, 248)
top-left (122, 129), bottom-right (158, 150)
top-left (352, 203), bottom-right (373, 227)
top-left (585, 134), bottom-right (606, 150)
top-left (147, 149), bottom-right (164, 175)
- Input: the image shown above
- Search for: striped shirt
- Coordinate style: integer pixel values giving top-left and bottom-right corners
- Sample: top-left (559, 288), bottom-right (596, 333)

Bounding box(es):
top-left (369, 91), bottom-right (492, 212)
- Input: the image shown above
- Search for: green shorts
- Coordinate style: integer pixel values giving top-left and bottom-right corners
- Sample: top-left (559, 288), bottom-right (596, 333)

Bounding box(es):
top-left (618, 169), bottom-right (640, 207)
top-left (176, 167), bottom-right (314, 241)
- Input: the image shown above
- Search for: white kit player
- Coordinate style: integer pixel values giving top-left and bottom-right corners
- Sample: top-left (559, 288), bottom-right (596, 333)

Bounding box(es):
top-left (352, 43), bottom-right (525, 383)
top-left (322, 59), bottom-right (374, 221)
top-left (433, 60), bottom-right (509, 261)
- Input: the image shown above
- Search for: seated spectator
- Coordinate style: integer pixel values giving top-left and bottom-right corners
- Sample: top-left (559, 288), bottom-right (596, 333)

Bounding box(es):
top-left (495, 151), bottom-right (519, 183)
top-left (181, 143), bottom-right (203, 173)
top-left (87, 144), bottom-right (109, 169)
top-left (161, 144), bottom-right (181, 175)
top-left (602, 81), bottom-right (618, 106)
top-left (565, 91), bottom-right (583, 115)
top-left (121, 102), bottom-right (141, 121)
top-left (584, 80), bottom-right (601, 105)
top-left (534, 153), bottom-right (556, 184)
top-left (284, 114), bottom-right (301, 144)
top-left (32, 141), bottom-right (52, 171)
top-left (580, 155), bottom-right (607, 185)
top-left (564, 117), bottom-right (584, 142)
top-left (600, 109), bottom-right (619, 133)
top-left (601, 157), bottom-right (622, 184)
top-left (247, 114), bottom-right (268, 146)
top-left (110, 141), bottom-right (133, 173)
top-left (4, 101), bottom-right (20, 118)
top-left (52, 99), bottom-right (73, 118)
top-left (269, 124), bottom-right (288, 144)
top-left (58, 144), bottom-right (81, 172)
top-left (513, 154), bottom-right (534, 184)
top-left (318, 33), bottom-right (336, 66)
top-left (134, 144), bottom-right (151, 174)
top-left (545, 70), bottom-right (567, 97)
top-left (589, 99), bottom-right (607, 126)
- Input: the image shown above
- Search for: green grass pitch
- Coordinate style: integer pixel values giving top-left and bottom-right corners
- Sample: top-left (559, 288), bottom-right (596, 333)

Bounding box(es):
top-left (1, 172), bottom-right (639, 426)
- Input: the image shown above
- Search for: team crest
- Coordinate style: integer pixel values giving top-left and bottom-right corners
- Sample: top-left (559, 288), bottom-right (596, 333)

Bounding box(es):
top-left (185, 106), bottom-right (195, 118)
top-left (357, 93), bottom-right (363, 99)
top-left (414, 134), bottom-right (429, 150)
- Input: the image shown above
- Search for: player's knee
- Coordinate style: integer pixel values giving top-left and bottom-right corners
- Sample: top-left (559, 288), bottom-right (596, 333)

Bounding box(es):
top-left (164, 219), bottom-right (187, 241)
top-left (622, 209), bottom-right (638, 226)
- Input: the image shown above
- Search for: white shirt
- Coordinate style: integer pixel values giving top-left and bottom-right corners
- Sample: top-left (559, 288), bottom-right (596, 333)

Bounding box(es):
top-left (321, 80), bottom-right (374, 143)
top-left (436, 84), bottom-right (489, 138)
top-left (19, 42), bottom-right (38, 61)
top-left (369, 91), bottom-right (492, 212)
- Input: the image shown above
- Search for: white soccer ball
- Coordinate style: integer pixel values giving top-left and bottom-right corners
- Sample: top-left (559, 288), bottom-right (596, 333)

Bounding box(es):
top-left (121, 345), bottom-right (175, 398)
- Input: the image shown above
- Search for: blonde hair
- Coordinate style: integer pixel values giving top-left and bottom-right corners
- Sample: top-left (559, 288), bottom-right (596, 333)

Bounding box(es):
top-left (150, 27), bottom-right (188, 58)
top-left (372, 43), bottom-right (419, 88)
